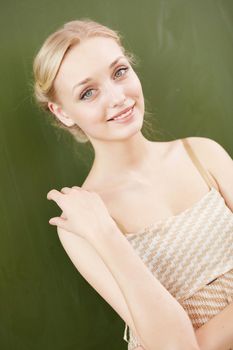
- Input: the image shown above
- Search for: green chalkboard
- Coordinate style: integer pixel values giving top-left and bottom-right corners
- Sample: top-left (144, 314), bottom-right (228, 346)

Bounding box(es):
top-left (0, 1), bottom-right (232, 349)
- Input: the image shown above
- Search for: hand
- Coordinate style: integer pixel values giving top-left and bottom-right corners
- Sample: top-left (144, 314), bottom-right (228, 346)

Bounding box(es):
top-left (47, 186), bottom-right (114, 241)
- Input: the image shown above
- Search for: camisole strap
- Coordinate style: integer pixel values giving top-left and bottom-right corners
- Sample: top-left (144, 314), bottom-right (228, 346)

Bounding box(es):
top-left (182, 138), bottom-right (217, 190)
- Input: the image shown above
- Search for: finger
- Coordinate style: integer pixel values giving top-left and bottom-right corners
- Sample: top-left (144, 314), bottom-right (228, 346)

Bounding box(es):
top-left (72, 186), bottom-right (81, 190)
top-left (49, 216), bottom-right (69, 231)
top-left (47, 189), bottom-right (63, 201)
top-left (61, 187), bottom-right (72, 194)
top-left (61, 211), bottom-right (66, 219)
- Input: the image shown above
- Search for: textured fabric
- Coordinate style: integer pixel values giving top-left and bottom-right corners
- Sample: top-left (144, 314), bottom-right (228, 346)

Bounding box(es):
top-left (124, 269), bottom-right (233, 349)
top-left (124, 268), bottom-right (233, 349)
top-left (182, 267), bottom-right (233, 329)
top-left (121, 138), bottom-right (233, 350)
top-left (123, 186), bottom-right (233, 302)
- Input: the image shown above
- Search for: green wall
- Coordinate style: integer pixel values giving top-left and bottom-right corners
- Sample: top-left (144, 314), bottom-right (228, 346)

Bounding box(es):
top-left (1, 1), bottom-right (232, 349)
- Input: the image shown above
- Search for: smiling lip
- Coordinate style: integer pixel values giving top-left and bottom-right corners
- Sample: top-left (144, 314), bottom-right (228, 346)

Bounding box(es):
top-left (107, 103), bottom-right (135, 121)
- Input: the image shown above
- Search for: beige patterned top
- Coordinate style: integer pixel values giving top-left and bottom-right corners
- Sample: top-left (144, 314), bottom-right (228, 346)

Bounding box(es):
top-left (118, 138), bottom-right (233, 348)
top-left (124, 185), bottom-right (233, 302)
top-left (118, 138), bottom-right (233, 302)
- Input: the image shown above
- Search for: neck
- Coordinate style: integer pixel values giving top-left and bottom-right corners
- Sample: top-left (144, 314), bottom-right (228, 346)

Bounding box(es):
top-left (88, 132), bottom-right (155, 186)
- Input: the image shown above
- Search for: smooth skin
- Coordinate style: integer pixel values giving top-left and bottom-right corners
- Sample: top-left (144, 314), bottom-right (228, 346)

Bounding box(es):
top-left (47, 36), bottom-right (233, 350)
top-left (47, 138), bottom-right (233, 350)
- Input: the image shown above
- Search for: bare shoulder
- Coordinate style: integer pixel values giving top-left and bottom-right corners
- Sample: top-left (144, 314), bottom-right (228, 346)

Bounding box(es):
top-left (164, 136), bottom-right (221, 156)
top-left (186, 136), bottom-right (233, 211)
top-left (185, 135), bottom-right (221, 151)
top-left (184, 136), bottom-right (233, 168)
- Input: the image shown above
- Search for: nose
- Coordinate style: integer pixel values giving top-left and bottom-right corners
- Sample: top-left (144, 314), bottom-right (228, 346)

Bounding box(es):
top-left (104, 82), bottom-right (126, 108)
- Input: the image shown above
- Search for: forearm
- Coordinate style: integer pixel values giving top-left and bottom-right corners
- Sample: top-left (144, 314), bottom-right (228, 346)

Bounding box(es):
top-left (195, 301), bottom-right (233, 350)
top-left (89, 223), bottom-right (200, 350)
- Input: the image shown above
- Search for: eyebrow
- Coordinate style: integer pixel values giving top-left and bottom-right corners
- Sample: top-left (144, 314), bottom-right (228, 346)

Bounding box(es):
top-left (72, 55), bottom-right (126, 94)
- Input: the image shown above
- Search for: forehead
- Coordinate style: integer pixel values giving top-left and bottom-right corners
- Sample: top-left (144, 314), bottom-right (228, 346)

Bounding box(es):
top-left (68, 36), bottom-right (123, 64)
top-left (55, 37), bottom-right (125, 91)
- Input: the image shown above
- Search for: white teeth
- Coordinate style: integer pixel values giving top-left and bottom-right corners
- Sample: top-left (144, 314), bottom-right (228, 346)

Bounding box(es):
top-left (113, 107), bottom-right (133, 120)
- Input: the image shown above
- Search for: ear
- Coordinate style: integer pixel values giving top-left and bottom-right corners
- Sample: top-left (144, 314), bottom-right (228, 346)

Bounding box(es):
top-left (48, 102), bottom-right (75, 127)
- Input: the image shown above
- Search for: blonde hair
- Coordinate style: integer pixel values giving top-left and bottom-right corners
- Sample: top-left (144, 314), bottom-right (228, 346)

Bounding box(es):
top-left (33, 18), bottom-right (153, 143)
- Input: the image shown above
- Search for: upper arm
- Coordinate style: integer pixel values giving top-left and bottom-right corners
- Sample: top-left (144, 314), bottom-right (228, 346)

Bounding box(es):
top-left (57, 226), bottom-right (142, 343)
top-left (187, 136), bottom-right (233, 212)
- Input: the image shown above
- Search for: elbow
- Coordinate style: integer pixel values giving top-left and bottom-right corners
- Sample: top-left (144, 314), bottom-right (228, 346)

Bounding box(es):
top-left (140, 325), bottom-right (201, 350)
top-left (143, 339), bottom-right (201, 350)
top-left (171, 335), bottom-right (201, 350)
top-left (169, 342), bottom-right (200, 350)
top-left (147, 344), bottom-right (200, 350)
top-left (161, 335), bottom-right (201, 350)
top-left (180, 345), bottom-right (200, 350)
top-left (165, 342), bottom-right (200, 350)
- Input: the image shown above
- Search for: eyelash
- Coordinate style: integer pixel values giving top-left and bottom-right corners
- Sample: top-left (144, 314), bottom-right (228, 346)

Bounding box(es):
top-left (80, 66), bottom-right (129, 101)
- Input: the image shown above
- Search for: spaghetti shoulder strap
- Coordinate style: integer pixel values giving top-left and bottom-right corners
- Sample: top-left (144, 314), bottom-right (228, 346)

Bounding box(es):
top-left (111, 216), bottom-right (127, 235)
top-left (182, 138), bottom-right (217, 190)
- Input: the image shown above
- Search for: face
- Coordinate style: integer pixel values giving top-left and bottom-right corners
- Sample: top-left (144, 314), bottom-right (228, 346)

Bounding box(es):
top-left (49, 36), bottom-right (145, 144)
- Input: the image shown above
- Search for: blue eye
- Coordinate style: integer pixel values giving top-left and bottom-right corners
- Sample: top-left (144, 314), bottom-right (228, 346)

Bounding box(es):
top-left (114, 67), bottom-right (129, 78)
top-left (80, 89), bottom-right (94, 100)
top-left (80, 66), bottom-right (129, 100)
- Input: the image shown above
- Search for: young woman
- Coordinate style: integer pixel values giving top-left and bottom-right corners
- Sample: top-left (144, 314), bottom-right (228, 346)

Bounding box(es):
top-left (33, 19), bottom-right (233, 350)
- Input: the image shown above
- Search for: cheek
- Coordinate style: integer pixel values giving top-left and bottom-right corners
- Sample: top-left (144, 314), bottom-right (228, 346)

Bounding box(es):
top-left (76, 107), bottom-right (103, 129)
top-left (132, 78), bottom-right (144, 113)
top-left (129, 73), bottom-right (143, 96)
